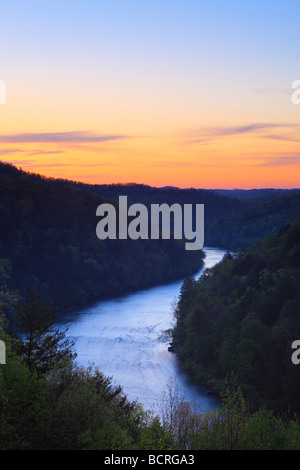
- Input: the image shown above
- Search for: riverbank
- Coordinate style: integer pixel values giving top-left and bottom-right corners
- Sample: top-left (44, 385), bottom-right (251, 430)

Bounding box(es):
top-left (59, 247), bottom-right (226, 412)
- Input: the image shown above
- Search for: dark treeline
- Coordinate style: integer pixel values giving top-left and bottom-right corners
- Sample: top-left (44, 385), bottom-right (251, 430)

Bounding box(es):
top-left (95, 185), bottom-right (300, 251)
top-left (171, 217), bottom-right (300, 415)
top-left (206, 192), bottom-right (300, 250)
top-left (0, 162), bottom-right (205, 312)
top-left (213, 188), bottom-right (300, 202)
top-left (1, 160), bottom-right (300, 313)
top-left (59, 178), bottom-right (300, 251)
top-left (37, 176), bottom-right (246, 245)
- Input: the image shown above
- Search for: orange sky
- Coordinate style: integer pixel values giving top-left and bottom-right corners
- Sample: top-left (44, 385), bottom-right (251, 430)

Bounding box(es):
top-left (1, 1), bottom-right (300, 189)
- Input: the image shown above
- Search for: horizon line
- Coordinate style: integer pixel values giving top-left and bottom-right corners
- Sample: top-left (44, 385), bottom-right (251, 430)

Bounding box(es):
top-left (1, 160), bottom-right (300, 192)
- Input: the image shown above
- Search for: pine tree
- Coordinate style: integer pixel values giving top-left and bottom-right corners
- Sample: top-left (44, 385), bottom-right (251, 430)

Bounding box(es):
top-left (13, 289), bottom-right (76, 376)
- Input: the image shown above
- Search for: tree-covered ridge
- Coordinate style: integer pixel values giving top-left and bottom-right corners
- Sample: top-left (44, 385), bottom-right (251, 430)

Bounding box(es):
top-left (171, 217), bottom-right (300, 414)
top-left (0, 162), bottom-right (204, 312)
top-left (206, 192), bottom-right (300, 250)
top-left (2, 162), bottom-right (299, 314)
top-left (68, 180), bottom-right (300, 251)
top-left (214, 188), bottom-right (300, 202)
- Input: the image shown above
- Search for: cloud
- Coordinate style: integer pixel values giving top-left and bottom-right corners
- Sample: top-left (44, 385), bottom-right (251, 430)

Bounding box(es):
top-left (186, 123), bottom-right (300, 144)
top-left (209, 123), bottom-right (286, 136)
top-left (0, 131), bottom-right (130, 143)
top-left (26, 150), bottom-right (64, 156)
top-left (0, 148), bottom-right (24, 154)
top-left (4, 159), bottom-right (36, 165)
top-left (8, 162), bottom-right (118, 168)
top-left (256, 154), bottom-right (300, 167)
top-left (263, 134), bottom-right (300, 143)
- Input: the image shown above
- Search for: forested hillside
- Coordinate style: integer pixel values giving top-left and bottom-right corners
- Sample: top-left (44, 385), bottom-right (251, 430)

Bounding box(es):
top-left (69, 181), bottom-right (300, 250)
top-left (214, 188), bottom-right (300, 202)
top-left (1, 292), bottom-right (299, 450)
top-left (171, 217), bottom-right (300, 414)
top-left (49, 179), bottom-right (246, 245)
top-left (1, 161), bottom-right (300, 449)
top-left (0, 162), bottom-right (204, 311)
top-left (206, 193), bottom-right (300, 249)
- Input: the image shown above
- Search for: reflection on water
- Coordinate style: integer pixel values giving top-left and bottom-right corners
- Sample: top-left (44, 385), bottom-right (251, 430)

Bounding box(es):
top-left (61, 248), bottom-right (225, 412)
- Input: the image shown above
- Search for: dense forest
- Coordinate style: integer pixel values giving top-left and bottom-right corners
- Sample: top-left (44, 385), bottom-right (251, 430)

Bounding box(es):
top-left (69, 179), bottom-right (300, 251)
top-left (0, 162), bottom-right (205, 312)
top-left (171, 217), bottom-right (300, 415)
top-left (206, 192), bottom-right (300, 250)
top-left (1, 161), bottom-right (300, 358)
top-left (1, 160), bottom-right (300, 449)
top-left (1, 161), bottom-right (299, 315)
top-left (0, 290), bottom-right (300, 450)
top-left (213, 188), bottom-right (300, 202)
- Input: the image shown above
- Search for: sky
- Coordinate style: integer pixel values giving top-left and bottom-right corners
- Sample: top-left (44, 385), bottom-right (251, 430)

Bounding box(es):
top-left (0, 0), bottom-right (300, 189)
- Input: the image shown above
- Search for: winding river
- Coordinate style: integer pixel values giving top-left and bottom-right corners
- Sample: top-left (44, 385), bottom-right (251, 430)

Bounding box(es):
top-left (60, 247), bottom-right (226, 413)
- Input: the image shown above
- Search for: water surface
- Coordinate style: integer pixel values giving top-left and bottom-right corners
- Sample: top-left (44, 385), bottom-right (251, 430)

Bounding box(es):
top-left (61, 247), bottom-right (225, 412)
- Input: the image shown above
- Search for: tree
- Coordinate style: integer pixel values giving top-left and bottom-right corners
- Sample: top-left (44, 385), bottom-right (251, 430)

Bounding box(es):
top-left (13, 289), bottom-right (76, 376)
top-left (0, 352), bottom-right (49, 449)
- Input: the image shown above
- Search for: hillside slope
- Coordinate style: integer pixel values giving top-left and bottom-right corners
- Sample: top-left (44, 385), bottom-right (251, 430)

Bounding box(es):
top-left (171, 217), bottom-right (300, 413)
top-left (0, 162), bottom-right (204, 311)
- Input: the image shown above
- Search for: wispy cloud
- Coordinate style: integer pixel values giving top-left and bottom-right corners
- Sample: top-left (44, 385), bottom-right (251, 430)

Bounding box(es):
top-left (5, 161), bottom-right (118, 168)
top-left (262, 134), bottom-right (300, 143)
top-left (0, 148), bottom-right (24, 154)
top-left (209, 123), bottom-right (287, 136)
top-left (0, 131), bottom-right (130, 143)
top-left (26, 150), bottom-right (64, 156)
top-left (185, 123), bottom-right (300, 145)
top-left (256, 154), bottom-right (300, 167)
top-left (4, 159), bottom-right (36, 165)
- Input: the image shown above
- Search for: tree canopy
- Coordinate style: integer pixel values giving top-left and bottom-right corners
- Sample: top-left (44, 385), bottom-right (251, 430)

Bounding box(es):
top-left (171, 217), bottom-right (300, 414)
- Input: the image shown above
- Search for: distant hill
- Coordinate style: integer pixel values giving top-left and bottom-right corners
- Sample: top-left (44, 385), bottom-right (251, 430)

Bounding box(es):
top-left (73, 183), bottom-right (245, 246)
top-left (1, 161), bottom-right (299, 313)
top-left (0, 162), bottom-right (205, 311)
top-left (213, 188), bottom-right (300, 202)
top-left (206, 192), bottom-right (300, 250)
top-left (68, 182), bottom-right (300, 251)
top-left (41, 178), bottom-right (247, 248)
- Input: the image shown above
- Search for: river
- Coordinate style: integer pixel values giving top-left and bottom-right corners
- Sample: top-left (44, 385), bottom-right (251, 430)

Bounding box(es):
top-left (60, 247), bottom-right (226, 413)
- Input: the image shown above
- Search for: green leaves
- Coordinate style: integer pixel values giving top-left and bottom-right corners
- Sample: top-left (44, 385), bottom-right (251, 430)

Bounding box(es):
top-left (172, 217), bottom-right (300, 414)
top-left (13, 289), bottom-right (76, 376)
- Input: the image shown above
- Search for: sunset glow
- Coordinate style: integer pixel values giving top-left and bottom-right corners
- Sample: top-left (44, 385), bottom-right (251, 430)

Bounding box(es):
top-left (1, 0), bottom-right (300, 188)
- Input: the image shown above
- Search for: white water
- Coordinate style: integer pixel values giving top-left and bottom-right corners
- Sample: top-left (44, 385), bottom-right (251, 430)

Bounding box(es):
top-left (60, 247), bottom-right (225, 413)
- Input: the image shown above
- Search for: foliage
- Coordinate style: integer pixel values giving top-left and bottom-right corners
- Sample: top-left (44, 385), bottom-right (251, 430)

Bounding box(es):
top-left (187, 376), bottom-right (300, 450)
top-left (1, 293), bottom-right (300, 450)
top-left (43, 361), bottom-right (143, 450)
top-left (12, 288), bottom-right (76, 376)
top-left (172, 217), bottom-right (300, 414)
top-left (1, 162), bottom-right (300, 449)
top-left (206, 193), bottom-right (300, 250)
top-left (0, 162), bottom-right (204, 312)
top-left (0, 334), bottom-right (49, 449)
top-left (87, 181), bottom-right (300, 251)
